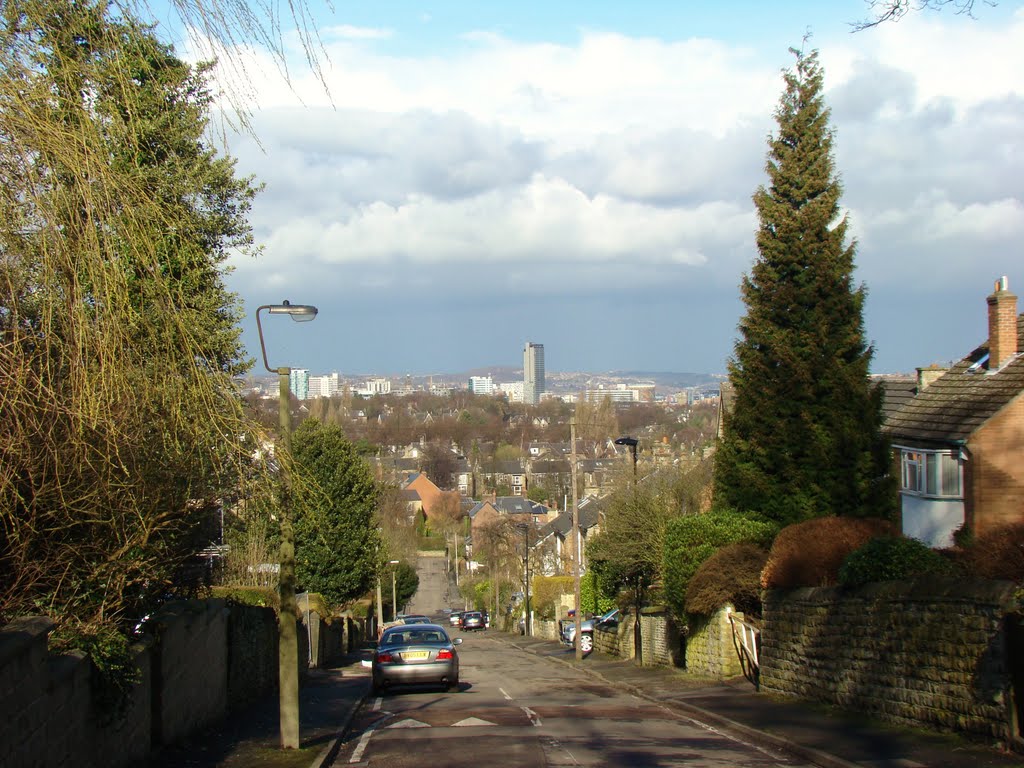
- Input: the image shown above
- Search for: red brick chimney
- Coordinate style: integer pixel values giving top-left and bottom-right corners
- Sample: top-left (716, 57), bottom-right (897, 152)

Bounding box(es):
top-left (987, 276), bottom-right (1018, 370)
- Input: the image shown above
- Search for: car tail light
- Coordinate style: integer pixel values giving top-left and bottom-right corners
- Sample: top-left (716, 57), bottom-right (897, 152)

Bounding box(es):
top-left (436, 649), bottom-right (453, 660)
top-left (377, 652), bottom-right (395, 663)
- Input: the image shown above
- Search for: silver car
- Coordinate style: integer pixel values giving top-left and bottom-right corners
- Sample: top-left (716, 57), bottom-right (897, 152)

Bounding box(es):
top-left (372, 623), bottom-right (462, 694)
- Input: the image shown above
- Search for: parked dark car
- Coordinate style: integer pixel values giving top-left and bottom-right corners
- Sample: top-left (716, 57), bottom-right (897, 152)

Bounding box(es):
top-left (372, 623), bottom-right (461, 694)
top-left (401, 614), bottom-right (432, 625)
top-left (460, 610), bottom-right (485, 631)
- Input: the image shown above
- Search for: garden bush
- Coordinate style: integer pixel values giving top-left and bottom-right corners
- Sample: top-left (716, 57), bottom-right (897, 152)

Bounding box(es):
top-left (838, 536), bottom-right (953, 586)
top-left (532, 575), bottom-right (575, 619)
top-left (685, 543), bottom-right (768, 616)
top-left (662, 509), bottom-right (776, 616)
top-left (958, 523), bottom-right (1024, 581)
top-left (580, 569), bottom-right (616, 616)
top-left (761, 516), bottom-right (895, 589)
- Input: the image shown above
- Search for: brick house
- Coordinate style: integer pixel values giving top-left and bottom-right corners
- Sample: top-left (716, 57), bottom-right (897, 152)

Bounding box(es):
top-left (402, 472), bottom-right (442, 522)
top-left (883, 277), bottom-right (1024, 547)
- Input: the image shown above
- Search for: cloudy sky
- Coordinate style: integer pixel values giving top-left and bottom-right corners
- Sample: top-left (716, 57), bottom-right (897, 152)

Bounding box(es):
top-left (170, 1), bottom-right (1023, 377)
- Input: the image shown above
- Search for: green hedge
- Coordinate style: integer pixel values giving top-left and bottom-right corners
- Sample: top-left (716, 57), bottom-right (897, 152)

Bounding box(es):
top-left (662, 509), bottom-right (776, 616)
top-left (838, 536), bottom-right (953, 586)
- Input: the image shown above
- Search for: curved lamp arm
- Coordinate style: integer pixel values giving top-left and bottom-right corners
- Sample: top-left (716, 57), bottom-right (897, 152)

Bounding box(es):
top-left (255, 300), bottom-right (318, 373)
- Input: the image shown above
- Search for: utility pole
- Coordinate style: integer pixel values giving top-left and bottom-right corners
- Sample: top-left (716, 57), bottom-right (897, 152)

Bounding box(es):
top-left (571, 417), bottom-right (582, 661)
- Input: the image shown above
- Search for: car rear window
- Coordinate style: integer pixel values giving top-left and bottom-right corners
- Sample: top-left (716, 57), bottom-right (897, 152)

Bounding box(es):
top-left (383, 629), bottom-right (449, 644)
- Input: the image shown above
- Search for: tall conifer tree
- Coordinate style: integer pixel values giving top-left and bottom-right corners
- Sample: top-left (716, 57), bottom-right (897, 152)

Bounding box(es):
top-left (714, 48), bottom-right (893, 526)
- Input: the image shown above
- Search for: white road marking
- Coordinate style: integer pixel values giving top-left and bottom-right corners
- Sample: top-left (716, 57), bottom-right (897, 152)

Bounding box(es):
top-left (371, 696), bottom-right (383, 712)
top-left (387, 718), bottom-right (430, 729)
top-left (521, 706), bottom-right (542, 727)
top-left (349, 728), bottom-right (374, 763)
top-left (452, 717), bottom-right (496, 726)
top-left (499, 687), bottom-right (513, 700)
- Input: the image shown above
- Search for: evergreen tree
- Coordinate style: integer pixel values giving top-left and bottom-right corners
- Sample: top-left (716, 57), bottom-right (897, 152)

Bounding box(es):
top-left (291, 421), bottom-right (383, 606)
top-left (714, 48), bottom-right (894, 526)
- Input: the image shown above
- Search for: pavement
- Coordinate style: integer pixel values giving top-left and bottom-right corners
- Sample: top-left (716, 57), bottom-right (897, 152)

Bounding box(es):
top-left (140, 631), bottom-right (1024, 768)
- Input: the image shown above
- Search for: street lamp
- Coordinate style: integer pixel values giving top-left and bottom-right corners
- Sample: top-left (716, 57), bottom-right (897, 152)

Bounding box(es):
top-left (614, 436), bottom-right (639, 480)
top-left (255, 300), bottom-right (318, 750)
top-left (389, 560), bottom-right (400, 619)
top-left (515, 522), bottom-right (532, 636)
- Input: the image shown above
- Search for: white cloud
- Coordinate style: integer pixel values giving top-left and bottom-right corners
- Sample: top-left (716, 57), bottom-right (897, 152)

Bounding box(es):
top-left (204, 9), bottom-right (1024, 371)
top-left (243, 174), bottom-right (750, 269)
top-left (322, 25), bottom-right (392, 41)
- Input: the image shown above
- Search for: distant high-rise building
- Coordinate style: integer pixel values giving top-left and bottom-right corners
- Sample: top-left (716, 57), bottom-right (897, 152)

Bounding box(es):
top-left (308, 372), bottom-right (339, 399)
top-left (289, 368), bottom-right (310, 400)
top-left (499, 381), bottom-right (524, 403)
top-left (469, 376), bottom-right (494, 395)
top-left (523, 342), bottom-right (545, 405)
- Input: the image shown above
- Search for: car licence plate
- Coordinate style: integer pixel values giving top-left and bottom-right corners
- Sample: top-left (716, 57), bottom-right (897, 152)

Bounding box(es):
top-left (402, 651), bottom-right (429, 660)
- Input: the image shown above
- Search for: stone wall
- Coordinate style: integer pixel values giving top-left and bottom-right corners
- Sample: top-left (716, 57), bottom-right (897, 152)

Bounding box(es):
top-left (761, 579), bottom-right (1018, 740)
top-left (227, 603), bottom-right (278, 707)
top-left (593, 611), bottom-right (689, 669)
top-left (684, 607), bottom-right (743, 678)
top-left (152, 600), bottom-right (230, 745)
top-left (1, 599), bottom-right (295, 768)
top-left (534, 618), bottom-right (560, 642)
top-left (0, 616), bottom-right (153, 768)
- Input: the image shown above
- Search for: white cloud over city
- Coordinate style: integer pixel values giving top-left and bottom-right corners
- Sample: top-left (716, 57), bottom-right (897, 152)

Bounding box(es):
top-left (197, 4), bottom-right (1024, 374)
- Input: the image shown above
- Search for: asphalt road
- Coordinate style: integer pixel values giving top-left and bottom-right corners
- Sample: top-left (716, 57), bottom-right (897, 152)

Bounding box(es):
top-left (331, 629), bottom-right (817, 768)
top-left (404, 553), bottom-right (452, 616)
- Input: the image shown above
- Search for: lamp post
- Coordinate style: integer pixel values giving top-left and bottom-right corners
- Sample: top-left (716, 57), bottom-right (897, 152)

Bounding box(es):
top-left (256, 300), bottom-right (317, 750)
top-left (515, 522), bottom-right (531, 636)
top-left (389, 560), bottom-right (400, 619)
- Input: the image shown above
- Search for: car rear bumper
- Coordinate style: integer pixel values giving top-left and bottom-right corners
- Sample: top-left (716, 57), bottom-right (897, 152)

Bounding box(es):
top-left (374, 661), bottom-right (458, 687)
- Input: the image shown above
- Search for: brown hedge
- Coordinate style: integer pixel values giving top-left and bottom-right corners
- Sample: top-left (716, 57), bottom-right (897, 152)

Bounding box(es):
top-left (686, 543), bottom-right (769, 616)
top-left (959, 523), bottom-right (1024, 581)
top-left (761, 516), bottom-right (896, 589)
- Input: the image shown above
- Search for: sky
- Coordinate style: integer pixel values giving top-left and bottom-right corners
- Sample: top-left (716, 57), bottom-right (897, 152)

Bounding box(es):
top-left (164, 1), bottom-right (1023, 377)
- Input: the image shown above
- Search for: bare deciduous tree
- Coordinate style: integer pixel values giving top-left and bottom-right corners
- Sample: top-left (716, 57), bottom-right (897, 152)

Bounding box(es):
top-left (852, 0), bottom-right (991, 31)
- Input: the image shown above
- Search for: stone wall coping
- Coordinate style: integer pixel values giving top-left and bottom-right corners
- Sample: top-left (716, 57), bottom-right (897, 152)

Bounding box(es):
top-left (765, 577), bottom-right (1018, 608)
top-left (0, 615), bottom-right (54, 666)
top-left (148, 598), bottom-right (229, 628)
top-left (47, 648), bottom-right (89, 686)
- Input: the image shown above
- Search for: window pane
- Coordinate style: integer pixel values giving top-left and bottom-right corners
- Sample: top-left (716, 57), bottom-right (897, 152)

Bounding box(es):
top-left (925, 454), bottom-right (940, 495)
top-left (941, 454), bottom-right (960, 496)
top-left (901, 451), bottom-right (922, 492)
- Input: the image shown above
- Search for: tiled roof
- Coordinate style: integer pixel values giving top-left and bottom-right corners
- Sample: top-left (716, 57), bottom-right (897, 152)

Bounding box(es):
top-left (529, 459), bottom-right (571, 474)
top-left (542, 504), bottom-right (602, 537)
top-left (884, 315), bottom-right (1024, 445)
top-left (878, 378), bottom-right (917, 424)
top-left (493, 497), bottom-right (546, 516)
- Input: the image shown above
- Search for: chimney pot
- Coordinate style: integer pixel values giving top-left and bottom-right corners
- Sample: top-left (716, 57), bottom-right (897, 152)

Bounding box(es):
top-left (987, 276), bottom-right (1018, 370)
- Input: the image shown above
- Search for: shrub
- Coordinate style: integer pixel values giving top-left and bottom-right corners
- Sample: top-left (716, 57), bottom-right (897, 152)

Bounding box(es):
top-left (531, 575), bottom-right (575, 619)
top-left (663, 509), bottom-right (777, 616)
top-left (211, 585), bottom-right (279, 609)
top-left (958, 523), bottom-right (1024, 581)
top-left (838, 536), bottom-right (953, 587)
top-left (580, 569), bottom-right (616, 616)
top-left (761, 516), bottom-right (895, 589)
top-left (685, 543), bottom-right (769, 617)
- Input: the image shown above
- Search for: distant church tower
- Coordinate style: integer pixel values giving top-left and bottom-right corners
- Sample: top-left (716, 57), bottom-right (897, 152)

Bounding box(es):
top-left (523, 342), bottom-right (545, 405)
